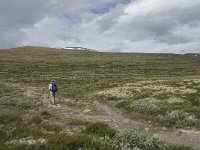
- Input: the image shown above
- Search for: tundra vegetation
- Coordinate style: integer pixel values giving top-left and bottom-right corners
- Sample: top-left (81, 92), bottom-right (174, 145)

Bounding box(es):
top-left (0, 46), bottom-right (199, 149)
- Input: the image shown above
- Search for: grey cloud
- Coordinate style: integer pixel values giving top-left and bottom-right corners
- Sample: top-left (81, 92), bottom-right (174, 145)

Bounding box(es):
top-left (0, 0), bottom-right (53, 48)
top-left (1, 0), bottom-right (200, 53)
top-left (58, 33), bottom-right (82, 43)
top-left (97, 4), bottom-right (126, 32)
top-left (99, 0), bottom-right (200, 50)
top-left (0, 0), bottom-right (128, 48)
top-left (73, 0), bottom-right (200, 53)
top-left (156, 34), bottom-right (192, 45)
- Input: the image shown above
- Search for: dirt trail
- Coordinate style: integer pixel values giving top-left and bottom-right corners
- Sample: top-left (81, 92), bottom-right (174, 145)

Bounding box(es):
top-left (47, 98), bottom-right (200, 149)
top-left (101, 103), bottom-right (200, 149)
top-left (7, 83), bottom-right (200, 149)
top-left (92, 101), bottom-right (144, 129)
top-left (92, 101), bottom-right (200, 149)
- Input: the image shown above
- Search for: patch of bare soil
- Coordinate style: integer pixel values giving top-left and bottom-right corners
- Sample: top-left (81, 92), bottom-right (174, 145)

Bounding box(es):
top-left (6, 83), bottom-right (200, 149)
top-left (44, 98), bottom-right (200, 149)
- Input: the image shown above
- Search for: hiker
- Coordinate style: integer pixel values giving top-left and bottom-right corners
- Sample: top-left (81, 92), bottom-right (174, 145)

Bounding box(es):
top-left (48, 80), bottom-right (58, 105)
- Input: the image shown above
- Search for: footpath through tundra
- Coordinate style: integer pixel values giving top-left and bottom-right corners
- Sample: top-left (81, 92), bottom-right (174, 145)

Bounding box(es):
top-left (3, 81), bottom-right (200, 149)
top-left (39, 84), bottom-right (200, 149)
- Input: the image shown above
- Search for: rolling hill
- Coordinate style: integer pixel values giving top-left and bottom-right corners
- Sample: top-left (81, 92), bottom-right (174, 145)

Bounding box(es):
top-left (0, 46), bottom-right (200, 150)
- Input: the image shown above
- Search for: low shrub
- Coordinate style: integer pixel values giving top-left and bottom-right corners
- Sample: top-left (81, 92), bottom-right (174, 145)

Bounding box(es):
top-left (115, 101), bottom-right (131, 112)
top-left (0, 123), bottom-right (41, 144)
top-left (41, 111), bottom-right (52, 119)
top-left (133, 90), bottom-right (153, 100)
top-left (95, 94), bottom-right (122, 101)
top-left (0, 114), bottom-right (22, 125)
top-left (48, 134), bottom-right (100, 150)
top-left (158, 110), bottom-right (199, 127)
top-left (95, 129), bottom-right (193, 150)
top-left (130, 103), bottom-right (160, 115)
top-left (66, 101), bottom-right (85, 108)
top-left (28, 114), bottom-right (43, 124)
top-left (41, 111), bottom-right (51, 117)
top-left (116, 100), bottom-right (160, 116)
top-left (0, 98), bottom-right (32, 109)
top-left (41, 123), bottom-right (62, 133)
top-left (154, 92), bottom-right (172, 100)
top-left (0, 143), bottom-right (47, 150)
top-left (85, 122), bottom-right (116, 137)
top-left (0, 126), bottom-right (17, 143)
top-left (68, 119), bottom-right (88, 126)
top-left (107, 95), bottom-right (122, 101)
top-left (185, 93), bottom-right (200, 106)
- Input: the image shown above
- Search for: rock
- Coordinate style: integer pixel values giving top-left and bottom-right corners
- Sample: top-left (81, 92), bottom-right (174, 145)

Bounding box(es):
top-left (7, 138), bottom-right (47, 145)
top-left (56, 104), bottom-right (61, 107)
top-left (83, 109), bottom-right (92, 113)
top-left (36, 102), bottom-right (43, 106)
top-left (162, 127), bottom-right (167, 131)
top-left (153, 134), bottom-right (159, 138)
top-left (175, 129), bottom-right (183, 136)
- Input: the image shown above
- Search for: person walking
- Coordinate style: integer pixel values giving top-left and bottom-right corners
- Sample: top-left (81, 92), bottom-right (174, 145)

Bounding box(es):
top-left (48, 80), bottom-right (58, 105)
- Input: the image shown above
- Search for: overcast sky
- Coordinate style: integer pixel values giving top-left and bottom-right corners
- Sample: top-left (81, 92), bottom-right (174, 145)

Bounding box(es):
top-left (0, 0), bottom-right (200, 53)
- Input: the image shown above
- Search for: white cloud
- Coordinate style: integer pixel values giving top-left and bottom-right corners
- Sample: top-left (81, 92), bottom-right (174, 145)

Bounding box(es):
top-left (1, 0), bottom-right (200, 53)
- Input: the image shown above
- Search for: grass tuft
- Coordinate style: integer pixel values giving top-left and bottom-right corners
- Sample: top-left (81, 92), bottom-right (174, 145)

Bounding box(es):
top-left (85, 122), bottom-right (116, 138)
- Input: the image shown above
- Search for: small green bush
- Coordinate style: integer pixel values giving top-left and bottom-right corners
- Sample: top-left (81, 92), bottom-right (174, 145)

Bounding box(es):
top-left (158, 110), bottom-right (199, 127)
top-left (68, 119), bottom-right (88, 126)
top-left (116, 101), bottom-right (131, 111)
top-left (0, 114), bottom-right (22, 124)
top-left (28, 114), bottom-right (43, 124)
top-left (95, 129), bottom-right (193, 150)
top-left (7, 144), bottom-right (47, 150)
top-left (185, 93), bottom-right (200, 106)
top-left (133, 90), bottom-right (153, 100)
top-left (85, 122), bottom-right (116, 137)
top-left (0, 98), bottom-right (32, 109)
top-left (48, 134), bottom-right (100, 150)
top-left (95, 94), bottom-right (122, 101)
top-left (130, 103), bottom-right (160, 115)
top-left (41, 111), bottom-right (51, 116)
top-left (0, 126), bottom-right (17, 143)
top-left (41, 123), bottom-right (62, 133)
top-left (154, 92), bottom-right (172, 100)
top-left (41, 111), bottom-right (52, 119)
top-left (116, 100), bottom-right (160, 116)
top-left (107, 95), bottom-right (121, 101)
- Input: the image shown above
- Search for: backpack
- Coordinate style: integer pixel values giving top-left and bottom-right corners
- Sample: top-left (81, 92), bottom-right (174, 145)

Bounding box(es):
top-left (51, 83), bottom-right (58, 92)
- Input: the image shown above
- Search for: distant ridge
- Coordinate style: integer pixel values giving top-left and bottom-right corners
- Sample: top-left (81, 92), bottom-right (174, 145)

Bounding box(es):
top-left (184, 52), bottom-right (200, 56)
top-left (0, 46), bottom-right (98, 52)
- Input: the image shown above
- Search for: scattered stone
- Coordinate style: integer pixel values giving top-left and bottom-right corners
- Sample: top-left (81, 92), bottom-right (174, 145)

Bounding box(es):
top-left (162, 127), bottom-right (167, 131)
top-left (83, 109), bottom-right (92, 113)
top-left (175, 129), bottom-right (183, 136)
top-left (178, 129), bottom-right (200, 134)
top-left (7, 138), bottom-right (47, 145)
top-left (152, 134), bottom-right (159, 138)
top-left (71, 127), bottom-right (82, 133)
top-left (56, 104), bottom-right (61, 107)
top-left (36, 102), bottom-right (43, 107)
top-left (167, 97), bottom-right (184, 104)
